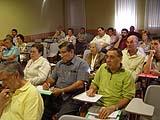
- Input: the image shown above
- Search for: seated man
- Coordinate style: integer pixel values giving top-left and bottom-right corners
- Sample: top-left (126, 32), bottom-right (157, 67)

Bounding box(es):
top-left (143, 38), bottom-right (160, 84)
top-left (122, 35), bottom-right (145, 81)
top-left (42, 41), bottom-right (89, 119)
top-left (87, 48), bottom-right (135, 119)
top-left (0, 62), bottom-right (44, 120)
top-left (0, 35), bottom-right (20, 63)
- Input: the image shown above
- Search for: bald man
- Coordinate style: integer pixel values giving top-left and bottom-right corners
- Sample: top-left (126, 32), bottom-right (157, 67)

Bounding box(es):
top-left (122, 35), bottom-right (145, 81)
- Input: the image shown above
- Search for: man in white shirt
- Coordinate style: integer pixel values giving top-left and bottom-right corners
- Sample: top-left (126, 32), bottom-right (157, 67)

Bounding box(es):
top-left (122, 35), bottom-right (145, 81)
top-left (91, 27), bottom-right (111, 51)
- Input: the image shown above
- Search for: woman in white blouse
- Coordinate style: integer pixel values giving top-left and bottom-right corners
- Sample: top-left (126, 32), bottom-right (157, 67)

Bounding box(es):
top-left (24, 43), bottom-right (51, 86)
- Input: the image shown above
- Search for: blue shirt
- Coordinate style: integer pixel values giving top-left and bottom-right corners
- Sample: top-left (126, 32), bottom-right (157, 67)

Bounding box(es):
top-left (2, 45), bottom-right (20, 63)
top-left (52, 56), bottom-right (89, 99)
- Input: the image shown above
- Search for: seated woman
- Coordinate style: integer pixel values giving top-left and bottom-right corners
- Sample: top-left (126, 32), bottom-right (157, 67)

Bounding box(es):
top-left (24, 43), bottom-right (51, 86)
top-left (84, 42), bottom-right (106, 76)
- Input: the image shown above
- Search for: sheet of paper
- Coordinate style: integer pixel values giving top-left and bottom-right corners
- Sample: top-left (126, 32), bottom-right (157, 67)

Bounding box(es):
top-left (37, 85), bottom-right (52, 95)
top-left (87, 110), bottom-right (121, 119)
top-left (73, 92), bottom-right (102, 103)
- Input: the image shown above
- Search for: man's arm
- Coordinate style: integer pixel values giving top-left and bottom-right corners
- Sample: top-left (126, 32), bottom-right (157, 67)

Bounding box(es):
top-left (99, 98), bottom-right (130, 119)
top-left (86, 83), bottom-right (97, 97)
top-left (51, 80), bottom-right (84, 96)
top-left (143, 50), bottom-right (155, 74)
top-left (0, 89), bottom-right (10, 117)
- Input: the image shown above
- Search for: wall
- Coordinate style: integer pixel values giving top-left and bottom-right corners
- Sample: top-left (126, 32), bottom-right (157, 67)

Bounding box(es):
top-left (85, 0), bottom-right (115, 29)
top-left (85, 0), bottom-right (146, 30)
top-left (0, 0), bottom-right (64, 39)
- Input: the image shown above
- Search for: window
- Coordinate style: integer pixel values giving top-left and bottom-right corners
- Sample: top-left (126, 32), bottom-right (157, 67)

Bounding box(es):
top-left (115, 0), bottom-right (137, 32)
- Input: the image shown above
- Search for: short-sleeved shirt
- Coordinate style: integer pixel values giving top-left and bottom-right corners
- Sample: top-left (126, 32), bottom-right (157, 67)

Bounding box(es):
top-left (1, 45), bottom-right (20, 63)
top-left (92, 63), bottom-right (135, 107)
top-left (0, 81), bottom-right (44, 120)
top-left (52, 56), bottom-right (89, 99)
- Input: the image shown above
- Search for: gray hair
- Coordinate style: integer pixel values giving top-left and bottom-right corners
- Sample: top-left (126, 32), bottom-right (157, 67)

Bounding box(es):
top-left (0, 62), bottom-right (24, 78)
top-left (89, 42), bottom-right (101, 52)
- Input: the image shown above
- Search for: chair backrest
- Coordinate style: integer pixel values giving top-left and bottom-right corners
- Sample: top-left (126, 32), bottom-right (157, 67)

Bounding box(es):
top-left (59, 115), bottom-right (86, 120)
top-left (144, 85), bottom-right (160, 120)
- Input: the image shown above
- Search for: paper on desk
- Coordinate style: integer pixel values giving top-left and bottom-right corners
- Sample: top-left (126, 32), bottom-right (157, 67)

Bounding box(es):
top-left (37, 85), bottom-right (52, 95)
top-left (73, 92), bottom-right (102, 103)
top-left (87, 110), bottom-right (121, 119)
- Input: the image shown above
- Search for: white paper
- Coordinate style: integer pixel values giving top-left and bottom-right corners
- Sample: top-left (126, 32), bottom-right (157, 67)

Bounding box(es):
top-left (87, 110), bottom-right (121, 119)
top-left (73, 92), bottom-right (102, 103)
top-left (37, 85), bottom-right (52, 95)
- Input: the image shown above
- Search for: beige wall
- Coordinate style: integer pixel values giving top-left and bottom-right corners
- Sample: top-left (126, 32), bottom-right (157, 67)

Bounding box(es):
top-left (85, 0), bottom-right (146, 30)
top-left (0, 0), bottom-right (64, 39)
top-left (85, 0), bottom-right (115, 29)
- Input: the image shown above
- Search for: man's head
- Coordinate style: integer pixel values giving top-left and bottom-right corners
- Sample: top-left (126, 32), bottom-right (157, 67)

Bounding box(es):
top-left (150, 38), bottom-right (160, 51)
top-left (97, 27), bottom-right (105, 37)
top-left (106, 48), bottom-right (122, 71)
top-left (0, 62), bottom-right (24, 92)
top-left (107, 27), bottom-right (114, 36)
top-left (16, 34), bottom-right (24, 44)
top-left (3, 35), bottom-right (13, 49)
top-left (11, 29), bottom-right (18, 37)
top-left (80, 27), bottom-right (85, 34)
top-left (67, 28), bottom-right (74, 36)
top-left (130, 26), bottom-right (135, 32)
top-left (58, 41), bottom-right (75, 63)
top-left (126, 35), bottom-right (138, 51)
top-left (121, 28), bottom-right (128, 38)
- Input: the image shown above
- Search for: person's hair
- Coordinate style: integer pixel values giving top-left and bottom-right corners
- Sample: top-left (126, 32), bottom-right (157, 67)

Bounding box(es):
top-left (0, 62), bottom-right (24, 78)
top-left (97, 27), bottom-right (105, 31)
top-left (32, 43), bottom-right (44, 56)
top-left (107, 27), bottom-right (114, 32)
top-left (4, 34), bottom-right (13, 43)
top-left (12, 29), bottom-right (18, 33)
top-left (89, 42), bottom-right (101, 52)
top-left (68, 28), bottom-right (74, 34)
top-left (58, 41), bottom-right (75, 52)
top-left (121, 28), bottom-right (129, 33)
top-left (152, 37), bottom-right (160, 43)
top-left (17, 34), bottom-right (24, 42)
top-left (80, 27), bottom-right (85, 31)
top-left (107, 47), bottom-right (123, 58)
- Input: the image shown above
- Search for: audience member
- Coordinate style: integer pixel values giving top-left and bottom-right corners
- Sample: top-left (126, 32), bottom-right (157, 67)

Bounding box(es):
top-left (87, 48), bottom-right (135, 119)
top-left (42, 41), bottom-right (89, 119)
top-left (24, 43), bottom-right (51, 86)
top-left (0, 62), bottom-right (44, 120)
top-left (64, 28), bottom-right (76, 45)
top-left (128, 26), bottom-right (141, 40)
top-left (122, 35), bottom-right (145, 80)
top-left (11, 28), bottom-right (18, 44)
top-left (52, 25), bottom-right (65, 43)
top-left (107, 27), bottom-right (118, 48)
top-left (84, 42), bottom-right (105, 72)
top-left (0, 35), bottom-right (20, 63)
top-left (75, 27), bottom-right (88, 56)
top-left (143, 38), bottom-right (160, 77)
top-left (114, 28), bottom-right (128, 50)
top-left (140, 30), bottom-right (151, 53)
top-left (91, 27), bottom-right (111, 51)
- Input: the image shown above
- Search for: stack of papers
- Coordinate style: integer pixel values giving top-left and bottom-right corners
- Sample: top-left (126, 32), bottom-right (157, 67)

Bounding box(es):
top-left (73, 92), bottom-right (102, 103)
top-left (37, 85), bottom-right (52, 95)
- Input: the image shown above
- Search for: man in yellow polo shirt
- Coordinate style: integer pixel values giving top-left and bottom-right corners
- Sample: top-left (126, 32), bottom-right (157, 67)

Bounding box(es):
top-left (0, 62), bottom-right (44, 120)
top-left (87, 48), bottom-right (135, 119)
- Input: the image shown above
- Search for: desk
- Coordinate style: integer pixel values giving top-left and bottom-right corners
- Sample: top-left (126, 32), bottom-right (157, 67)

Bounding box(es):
top-left (136, 73), bottom-right (158, 98)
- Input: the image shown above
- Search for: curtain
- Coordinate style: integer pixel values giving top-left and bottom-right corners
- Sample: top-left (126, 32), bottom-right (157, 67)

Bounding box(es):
top-left (115, 0), bottom-right (137, 32)
top-left (145, 0), bottom-right (160, 33)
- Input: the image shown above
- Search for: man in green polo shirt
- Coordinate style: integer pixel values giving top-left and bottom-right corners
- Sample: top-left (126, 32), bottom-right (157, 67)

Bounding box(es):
top-left (87, 48), bottom-right (135, 119)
